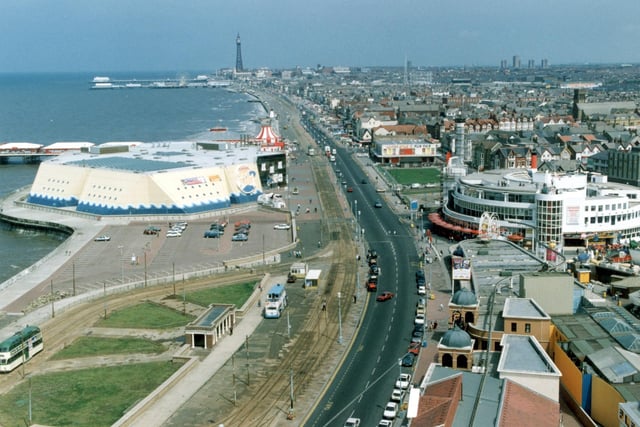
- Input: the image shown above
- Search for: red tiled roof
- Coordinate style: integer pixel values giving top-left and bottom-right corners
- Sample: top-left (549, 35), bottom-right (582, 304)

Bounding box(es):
top-left (412, 375), bottom-right (461, 427)
top-left (499, 380), bottom-right (560, 427)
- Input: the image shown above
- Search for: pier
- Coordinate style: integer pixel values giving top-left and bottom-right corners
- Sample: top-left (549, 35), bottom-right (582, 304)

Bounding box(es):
top-left (90, 75), bottom-right (232, 90)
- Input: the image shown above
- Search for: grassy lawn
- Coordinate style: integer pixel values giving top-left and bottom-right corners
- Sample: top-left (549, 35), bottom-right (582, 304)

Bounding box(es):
top-left (50, 336), bottom-right (166, 360)
top-left (184, 281), bottom-right (256, 308)
top-left (0, 361), bottom-right (181, 427)
top-left (96, 301), bottom-right (195, 329)
top-left (386, 167), bottom-right (441, 185)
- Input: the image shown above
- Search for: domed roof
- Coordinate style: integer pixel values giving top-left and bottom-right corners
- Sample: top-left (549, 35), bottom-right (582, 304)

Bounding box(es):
top-left (451, 288), bottom-right (478, 306)
top-left (440, 326), bottom-right (472, 349)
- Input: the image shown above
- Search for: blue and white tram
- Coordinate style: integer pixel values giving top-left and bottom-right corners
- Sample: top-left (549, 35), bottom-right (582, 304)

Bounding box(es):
top-left (0, 325), bottom-right (43, 373)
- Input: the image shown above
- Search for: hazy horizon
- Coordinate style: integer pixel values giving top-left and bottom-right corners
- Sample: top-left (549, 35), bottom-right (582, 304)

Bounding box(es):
top-left (2, 0), bottom-right (640, 73)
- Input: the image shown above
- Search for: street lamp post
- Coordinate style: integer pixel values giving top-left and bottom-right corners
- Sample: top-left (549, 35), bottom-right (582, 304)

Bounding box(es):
top-left (337, 292), bottom-right (343, 344)
top-left (118, 245), bottom-right (124, 284)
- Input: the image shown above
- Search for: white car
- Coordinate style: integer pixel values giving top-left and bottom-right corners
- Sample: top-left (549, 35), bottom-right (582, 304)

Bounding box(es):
top-left (417, 285), bottom-right (426, 295)
top-left (395, 373), bottom-right (411, 389)
top-left (166, 231), bottom-right (182, 238)
top-left (377, 420), bottom-right (392, 427)
top-left (391, 388), bottom-right (405, 402)
top-left (94, 235), bottom-right (111, 242)
top-left (415, 313), bottom-right (426, 326)
top-left (344, 418), bottom-right (361, 427)
top-left (382, 402), bottom-right (397, 419)
top-left (274, 223), bottom-right (291, 230)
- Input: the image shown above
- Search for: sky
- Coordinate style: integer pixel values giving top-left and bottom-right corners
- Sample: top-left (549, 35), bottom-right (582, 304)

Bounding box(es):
top-left (2, 0), bottom-right (640, 73)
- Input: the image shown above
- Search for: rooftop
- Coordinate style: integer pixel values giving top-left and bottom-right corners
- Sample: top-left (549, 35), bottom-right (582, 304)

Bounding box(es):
top-left (498, 335), bottom-right (561, 376)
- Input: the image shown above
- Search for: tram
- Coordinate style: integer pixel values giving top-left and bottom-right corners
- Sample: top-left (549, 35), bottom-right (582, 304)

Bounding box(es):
top-left (0, 325), bottom-right (43, 373)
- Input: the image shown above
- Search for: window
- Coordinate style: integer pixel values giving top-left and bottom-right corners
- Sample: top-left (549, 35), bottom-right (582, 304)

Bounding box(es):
top-left (525, 323), bottom-right (531, 333)
top-left (511, 323), bottom-right (517, 332)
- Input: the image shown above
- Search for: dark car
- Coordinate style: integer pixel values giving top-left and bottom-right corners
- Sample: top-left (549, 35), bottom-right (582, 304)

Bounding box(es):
top-left (370, 265), bottom-right (379, 275)
top-left (416, 277), bottom-right (426, 287)
top-left (401, 353), bottom-right (416, 367)
top-left (361, 178), bottom-right (367, 184)
top-left (347, 187), bottom-right (353, 193)
top-left (416, 270), bottom-right (425, 280)
top-left (374, 200), bottom-right (383, 208)
top-left (203, 230), bottom-right (221, 238)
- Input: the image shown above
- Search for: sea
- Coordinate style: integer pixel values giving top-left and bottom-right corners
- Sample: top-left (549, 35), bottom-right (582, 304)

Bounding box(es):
top-left (0, 72), bottom-right (265, 284)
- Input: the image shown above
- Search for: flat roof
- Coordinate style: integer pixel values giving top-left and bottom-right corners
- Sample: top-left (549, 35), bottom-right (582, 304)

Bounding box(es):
top-left (503, 298), bottom-right (550, 319)
top-left (498, 335), bottom-right (561, 376)
top-left (195, 305), bottom-right (228, 327)
top-left (306, 269), bottom-right (322, 280)
top-left (455, 239), bottom-right (546, 331)
top-left (46, 141), bottom-right (261, 174)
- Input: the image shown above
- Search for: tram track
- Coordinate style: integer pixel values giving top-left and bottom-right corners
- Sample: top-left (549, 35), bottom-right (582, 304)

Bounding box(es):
top-left (220, 155), bottom-right (359, 426)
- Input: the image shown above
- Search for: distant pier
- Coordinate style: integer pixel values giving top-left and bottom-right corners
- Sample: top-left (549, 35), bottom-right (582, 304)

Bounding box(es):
top-left (90, 75), bottom-right (232, 90)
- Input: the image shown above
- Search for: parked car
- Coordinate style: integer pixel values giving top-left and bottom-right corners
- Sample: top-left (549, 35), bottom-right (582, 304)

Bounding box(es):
top-left (166, 230), bottom-right (181, 238)
top-left (94, 235), bottom-right (111, 242)
top-left (382, 402), bottom-right (398, 419)
top-left (415, 313), bottom-right (426, 326)
top-left (402, 353), bottom-right (416, 367)
top-left (210, 223), bottom-right (225, 232)
top-left (416, 276), bottom-right (426, 286)
top-left (203, 230), bottom-right (221, 238)
top-left (407, 341), bottom-right (421, 355)
top-left (274, 223), bottom-right (291, 230)
top-left (376, 291), bottom-right (394, 302)
top-left (411, 327), bottom-right (424, 344)
top-left (231, 233), bottom-right (248, 241)
top-left (395, 373), bottom-right (411, 390)
top-left (417, 285), bottom-right (426, 295)
top-left (416, 270), bottom-right (425, 280)
top-left (377, 420), bottom-right (392, 427)
top-left (143, 226), bottom-right (161, 235)
top-left (391, 388), bottom-right (405, 402)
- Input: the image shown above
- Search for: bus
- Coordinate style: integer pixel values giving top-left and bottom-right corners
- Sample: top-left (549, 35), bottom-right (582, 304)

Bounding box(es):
top-left (264, 284), bottom-right (287, 319)
top-left (0, 325), bottom-right (43, 373)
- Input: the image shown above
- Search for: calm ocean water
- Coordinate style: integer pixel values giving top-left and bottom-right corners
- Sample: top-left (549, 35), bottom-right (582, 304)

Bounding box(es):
top-left (0, 72), bottom-right (264, 283)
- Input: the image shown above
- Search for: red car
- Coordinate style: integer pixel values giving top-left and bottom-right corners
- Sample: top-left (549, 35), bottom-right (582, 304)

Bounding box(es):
top-left (347, 187), bottom-right (353, 193)
top-left (376, 291), bottom-right (394, 302)
top-left (407, 341), bottom-right (421, 355)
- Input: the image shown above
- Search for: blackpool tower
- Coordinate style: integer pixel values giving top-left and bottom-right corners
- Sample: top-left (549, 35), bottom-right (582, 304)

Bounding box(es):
top-left (235, 33), bottom-right (244, 73)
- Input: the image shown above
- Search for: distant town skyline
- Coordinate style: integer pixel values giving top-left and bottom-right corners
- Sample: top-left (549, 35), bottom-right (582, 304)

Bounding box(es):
top-left (2, 0), bottom-right (640, 73)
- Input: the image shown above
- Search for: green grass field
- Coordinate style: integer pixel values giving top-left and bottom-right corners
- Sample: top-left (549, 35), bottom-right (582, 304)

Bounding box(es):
top-left (386, 167), bottom-right (440, 185)
top-left (50, 336), bottom-right (166, 360)
top-left (0, 361), bottom-right (182, 427)
top-left (184, 281), bottom-right (256, 308)
top-left (96, 301), bottom-right (195, 329)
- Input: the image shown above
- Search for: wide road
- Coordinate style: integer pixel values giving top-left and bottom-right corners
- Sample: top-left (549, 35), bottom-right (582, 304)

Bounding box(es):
top-left (306, 139), bottom-right (421, 425)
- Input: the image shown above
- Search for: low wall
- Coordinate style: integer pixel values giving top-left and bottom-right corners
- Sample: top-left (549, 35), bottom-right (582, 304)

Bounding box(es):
top-left (112, 355), bottom-right (199, 427)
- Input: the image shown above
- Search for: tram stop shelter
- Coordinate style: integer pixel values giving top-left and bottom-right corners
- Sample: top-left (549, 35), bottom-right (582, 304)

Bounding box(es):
top-left (185, 304), bottom-right (236, 349)
top-left (304, 269), bottom-right (322, 288)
